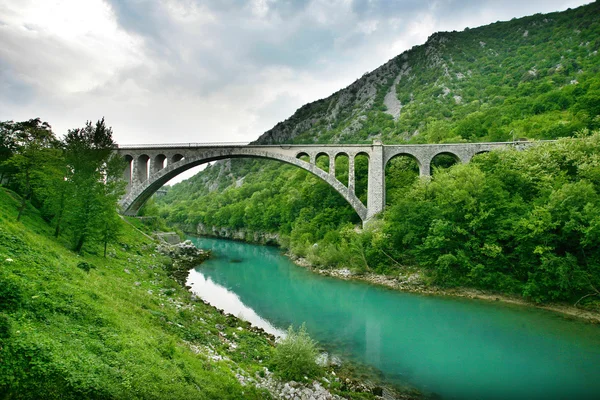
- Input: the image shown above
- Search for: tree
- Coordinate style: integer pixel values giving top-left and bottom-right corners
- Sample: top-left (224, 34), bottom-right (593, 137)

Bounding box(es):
top-left (0, 119), bottom-right (59, 220)
top-left (63, 119), bottom-right (125, 253)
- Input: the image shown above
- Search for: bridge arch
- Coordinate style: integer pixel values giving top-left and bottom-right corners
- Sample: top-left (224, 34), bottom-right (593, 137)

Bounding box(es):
top-left (119, 148), bottom-right (368, 221)
top-left (430, 151), bottom-right (461, 174)
top-left (315, 152), bottom-right (330, 173)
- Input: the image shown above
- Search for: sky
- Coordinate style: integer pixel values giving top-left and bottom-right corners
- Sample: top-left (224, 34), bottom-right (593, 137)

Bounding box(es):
top-left (0, 0), bottom-right (591, 147)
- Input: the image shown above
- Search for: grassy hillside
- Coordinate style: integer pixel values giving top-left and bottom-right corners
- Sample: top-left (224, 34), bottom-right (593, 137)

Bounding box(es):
top-left (0, 187), bottom-right (279, 399)
top-left (0, 186), bottom-right (405, 399)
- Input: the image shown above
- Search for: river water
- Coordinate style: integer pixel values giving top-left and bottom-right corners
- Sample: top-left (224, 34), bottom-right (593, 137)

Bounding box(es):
top-left (186, 236), bottom-right (600, 400)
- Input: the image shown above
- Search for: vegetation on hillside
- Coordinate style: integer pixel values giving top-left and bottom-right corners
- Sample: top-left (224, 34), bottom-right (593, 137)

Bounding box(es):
top-left (0, 118), bottom-right (124, 254)
top-left (0, 187), bottom-right (277, 399)
top-left (259, 1), bottom-right (600, 145)
top-left (154, 2), bottom-right (600, 308)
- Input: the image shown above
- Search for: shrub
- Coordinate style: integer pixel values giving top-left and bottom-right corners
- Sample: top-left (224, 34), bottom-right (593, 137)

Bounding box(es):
top-left (272, 324), bottom-right (321, 381)
top-left (0, 314), bottom-right (11, 338)
top-left (0, 273), bottom-right (22, 311)
top-left (76, 261), bottom-right (96, 273)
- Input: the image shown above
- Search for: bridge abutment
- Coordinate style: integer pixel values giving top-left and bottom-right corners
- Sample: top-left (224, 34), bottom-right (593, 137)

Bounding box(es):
top-left (366, 141), bottom-right (385, 221)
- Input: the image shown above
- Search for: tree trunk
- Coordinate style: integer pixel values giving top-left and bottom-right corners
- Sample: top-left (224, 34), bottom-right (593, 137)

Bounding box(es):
top-left (54, 187), bottom-right (66, 237)
top-left (16, 195), bottom-right (27, 221)
top-left (74, 235), bottom-right (85, 253)
top-left (54, 219), bottom-right (61, 237)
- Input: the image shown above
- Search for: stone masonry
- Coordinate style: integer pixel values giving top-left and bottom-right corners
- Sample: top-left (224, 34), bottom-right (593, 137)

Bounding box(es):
top-left (116, 141), bottom-right (538, 224)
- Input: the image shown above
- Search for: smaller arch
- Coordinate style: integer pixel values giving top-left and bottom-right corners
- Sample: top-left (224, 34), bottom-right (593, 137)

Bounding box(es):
top-left (384, 153), bottom-right (420, 204)
top-left (171, 154), bottom-right (184, 164)
top-left (136, 154), bottom-right (150, 183)
top-left (315, 152), bottom-right (330, 173)
top-left (296, 152), bottom-right (310, 162)
top-left (430, 151), bottom-right (460, 175)
top-left (123, 155), bottom-right (133, 185)
top-left (334, 152), bottom-right (350, 187)
top-left (152, 154), bottom-right (167, 175)
top-left (354, 152), bottom-right (370, 203)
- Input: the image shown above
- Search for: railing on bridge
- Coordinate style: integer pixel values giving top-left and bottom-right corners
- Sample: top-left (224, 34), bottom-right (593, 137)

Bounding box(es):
top-left (116, 142), bottom-right (251, 149)
top-left (116, 139), bottom-right (547, 150)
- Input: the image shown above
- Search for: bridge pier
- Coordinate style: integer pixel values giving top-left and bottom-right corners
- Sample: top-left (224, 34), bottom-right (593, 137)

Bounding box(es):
top-left (419, 159), bottom-right (431, 177)
top-left (366, 141), bottom-right (385, 221)
top-left (348, 155), bottom-right (355, 195)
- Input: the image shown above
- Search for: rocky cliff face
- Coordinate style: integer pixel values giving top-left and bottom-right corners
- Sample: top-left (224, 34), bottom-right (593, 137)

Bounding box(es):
top-left (193, 223), bottom-right (280, 246)
top-left (254, 55), bottom-right (404, 145)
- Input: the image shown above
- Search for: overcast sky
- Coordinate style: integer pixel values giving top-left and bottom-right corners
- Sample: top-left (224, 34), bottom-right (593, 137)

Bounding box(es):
top-left (0, 0), bottom-right (590, 146)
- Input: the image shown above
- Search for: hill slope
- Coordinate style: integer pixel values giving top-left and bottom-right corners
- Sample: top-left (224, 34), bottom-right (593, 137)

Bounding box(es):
top-left (0, 187), bottom-right (278, 398)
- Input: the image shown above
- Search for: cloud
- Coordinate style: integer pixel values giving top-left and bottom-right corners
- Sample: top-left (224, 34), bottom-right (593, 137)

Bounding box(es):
top-left (0, 0), bottom-right (591, 150)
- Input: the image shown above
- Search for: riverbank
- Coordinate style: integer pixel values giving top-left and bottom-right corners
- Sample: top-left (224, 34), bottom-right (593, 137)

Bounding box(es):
top-left (287, 253), bottom-right (600, 325)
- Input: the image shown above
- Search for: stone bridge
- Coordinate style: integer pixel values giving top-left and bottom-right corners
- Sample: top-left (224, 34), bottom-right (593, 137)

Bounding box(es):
top-left (116, 141), bottom-right (535, 223)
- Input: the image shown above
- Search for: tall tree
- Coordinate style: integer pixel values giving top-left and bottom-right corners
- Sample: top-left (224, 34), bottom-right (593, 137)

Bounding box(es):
top-left (0, 119), bottom-right (58, 220)
top-left (63, 119), bottom-right (125, 253)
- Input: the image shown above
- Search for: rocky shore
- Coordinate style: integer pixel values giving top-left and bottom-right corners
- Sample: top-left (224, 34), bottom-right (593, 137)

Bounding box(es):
top-left (157, 240), bottom-right (211, 286)
top-left (287, 253), bottom-right (600, 325)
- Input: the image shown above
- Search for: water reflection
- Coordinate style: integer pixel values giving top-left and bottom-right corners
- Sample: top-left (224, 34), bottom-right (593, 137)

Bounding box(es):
top-left (187, 270), bottom-right (285, 337)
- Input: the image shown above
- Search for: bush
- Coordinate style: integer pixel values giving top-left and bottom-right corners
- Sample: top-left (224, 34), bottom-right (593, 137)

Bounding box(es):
top-left (272, 324), bottom-right (321, 381)
top-left (76, 261), bottom-right (96, 273)
top-left (0, 273), bottom-right (22, 311)
top-left (0, 314), bottom-right (11, 339)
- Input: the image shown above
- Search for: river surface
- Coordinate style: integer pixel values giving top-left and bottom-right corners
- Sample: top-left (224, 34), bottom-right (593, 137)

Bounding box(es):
top-left (186, 236), bottom-right (600, 400)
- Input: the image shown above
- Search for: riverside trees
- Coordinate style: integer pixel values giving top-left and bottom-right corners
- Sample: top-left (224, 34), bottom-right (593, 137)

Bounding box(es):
top-left (0, 118), bottom-right (125, 254)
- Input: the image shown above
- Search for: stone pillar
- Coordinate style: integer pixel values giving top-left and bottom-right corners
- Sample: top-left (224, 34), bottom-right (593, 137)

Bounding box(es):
top-left (123, 158), bottom-right (132, 187)
top-left (461, 153), bottom-right (473, 164)
top-left (329, 154), bottom-right (336, 176)
top-left (419, 159), bottom-right (431, 177)
top-left (134, 155), bottom-right (149, 185)
top-left (132, 158), bottom-right (141, 186)
top-left (348, 155), bottom-right (355, 195)
top-left (151, 154), bottom-right (166, 175)
top-left (366, 141), bottom-right (385, 221)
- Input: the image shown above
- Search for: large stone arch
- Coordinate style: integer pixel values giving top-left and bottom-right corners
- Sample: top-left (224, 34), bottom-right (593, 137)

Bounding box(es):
top-left (119, 148), bottom-right (368, 221)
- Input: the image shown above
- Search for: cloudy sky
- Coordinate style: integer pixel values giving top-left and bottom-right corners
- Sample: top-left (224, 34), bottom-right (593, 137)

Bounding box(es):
top-left (0, 0), bottom-right (590, 146)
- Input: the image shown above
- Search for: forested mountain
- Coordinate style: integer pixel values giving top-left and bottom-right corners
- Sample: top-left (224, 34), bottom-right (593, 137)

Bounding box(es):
top-left (155, 2), bottom-right (600, 305)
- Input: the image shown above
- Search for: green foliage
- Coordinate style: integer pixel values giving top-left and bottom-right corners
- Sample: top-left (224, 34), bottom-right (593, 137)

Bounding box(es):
top-left (272, 324), bottom-right (321, 381)
top-left (63, 119), bottom-right (126, 253)
top-left (375, 133), bottom-right (600, 302)
top-left (76, 261), bottom-right (96, 273)
top-left (0, 314), bottom-right (11, 339)
top-left (0, 272), bottom-right (22, 312)
top-left (0, 117), bottom-right (126, 255)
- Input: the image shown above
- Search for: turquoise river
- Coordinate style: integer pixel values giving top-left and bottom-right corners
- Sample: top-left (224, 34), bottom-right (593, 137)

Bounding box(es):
top-left (186, 236), bottom-right (600, 400)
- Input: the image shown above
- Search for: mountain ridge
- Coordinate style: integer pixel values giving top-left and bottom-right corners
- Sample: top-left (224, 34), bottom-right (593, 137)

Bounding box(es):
top-left (253, 1), bottom-right (599, 146)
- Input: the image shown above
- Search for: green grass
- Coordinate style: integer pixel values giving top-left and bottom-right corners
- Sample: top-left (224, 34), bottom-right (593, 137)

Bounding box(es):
top-left (0, 187), bottom-right (274, 399)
